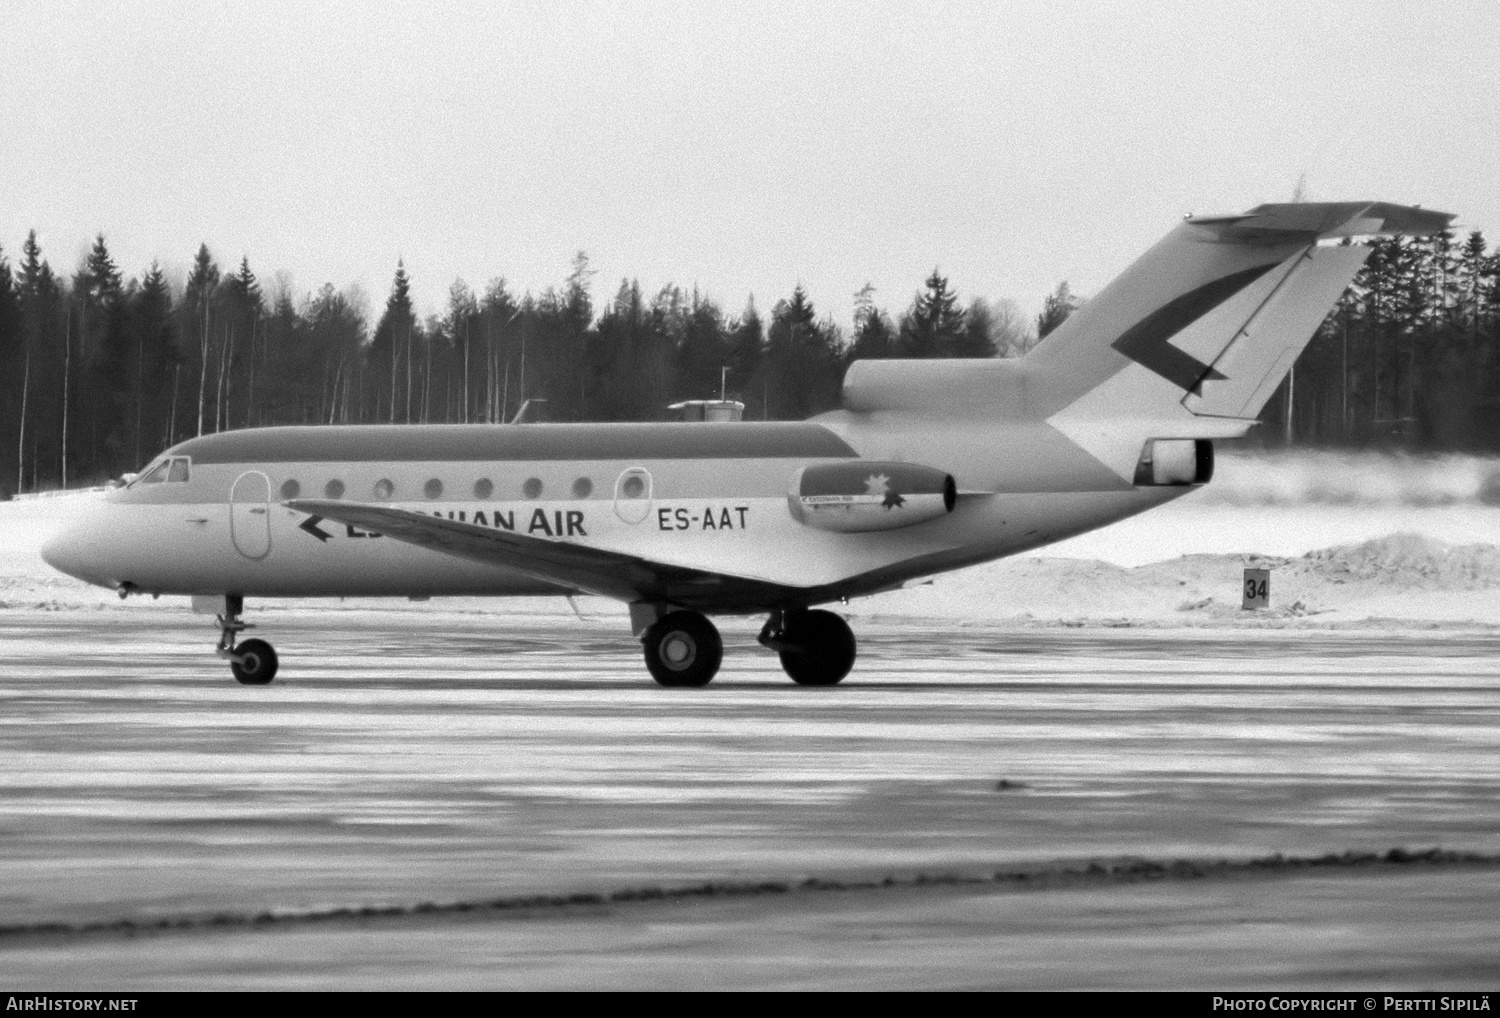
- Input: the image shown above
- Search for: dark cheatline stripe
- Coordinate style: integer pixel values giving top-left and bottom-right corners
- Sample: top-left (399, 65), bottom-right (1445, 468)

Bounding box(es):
top-left (1110, 261), bottom-right (1282, 393)
top-left (168, 421), bottom-right (860, 465)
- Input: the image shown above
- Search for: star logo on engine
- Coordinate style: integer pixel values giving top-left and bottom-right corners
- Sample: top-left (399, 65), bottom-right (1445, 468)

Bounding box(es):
top-left (863, 473), bottom-right (905, 509)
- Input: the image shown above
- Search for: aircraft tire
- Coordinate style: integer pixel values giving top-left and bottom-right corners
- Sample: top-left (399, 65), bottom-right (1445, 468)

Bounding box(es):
top-left (231, 638), bottom-right (279, 686)
top-left (779, 609), bottom-right (856, 686)
top-left (643, 611), bottom-right (722, 688)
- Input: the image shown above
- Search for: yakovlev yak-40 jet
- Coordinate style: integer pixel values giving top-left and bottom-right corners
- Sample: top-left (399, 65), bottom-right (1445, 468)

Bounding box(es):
top-left (43, 201), bottom-right (1452, 687)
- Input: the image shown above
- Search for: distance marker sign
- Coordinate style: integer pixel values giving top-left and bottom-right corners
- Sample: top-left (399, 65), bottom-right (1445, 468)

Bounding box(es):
top-left (1243, 568), bottom-right (1270, 609)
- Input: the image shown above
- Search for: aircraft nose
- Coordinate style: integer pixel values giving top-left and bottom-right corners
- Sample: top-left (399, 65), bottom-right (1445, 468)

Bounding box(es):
top-left (40, 499), bottom-right (108, 586)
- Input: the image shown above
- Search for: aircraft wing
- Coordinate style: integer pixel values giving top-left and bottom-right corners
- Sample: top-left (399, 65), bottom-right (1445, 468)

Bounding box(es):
top-left (284, 499), bottom-right (793, 609)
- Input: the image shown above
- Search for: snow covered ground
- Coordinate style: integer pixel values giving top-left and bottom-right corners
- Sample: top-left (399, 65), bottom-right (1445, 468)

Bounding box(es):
top-left (5, 450), bottom-right (1500, 626)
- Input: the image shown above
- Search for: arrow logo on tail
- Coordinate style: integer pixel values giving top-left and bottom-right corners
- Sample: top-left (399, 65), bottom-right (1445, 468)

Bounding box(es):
top-left (1110, 262), bottom-right (1280, 394)
top-left (299, 515), bottom-right (332, 542)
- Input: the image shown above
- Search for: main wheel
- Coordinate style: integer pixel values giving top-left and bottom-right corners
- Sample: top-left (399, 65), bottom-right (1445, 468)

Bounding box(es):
top-left (778, 609), bottom-right (856, 686)
top-left (642, 611), bottom-right (722, 688)
top-left (231, 638), bottom-right (279, 685)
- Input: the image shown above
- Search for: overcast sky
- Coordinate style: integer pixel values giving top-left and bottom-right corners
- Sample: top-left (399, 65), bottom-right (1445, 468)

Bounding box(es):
top-left (4, 0), bottom-right (1496, 327)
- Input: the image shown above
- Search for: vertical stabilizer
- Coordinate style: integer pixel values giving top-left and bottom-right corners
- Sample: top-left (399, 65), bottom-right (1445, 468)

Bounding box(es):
top-left (1028, 202), bottom-right (1453, 413)
top-left (1037, 202), bottom-right (1452, 481)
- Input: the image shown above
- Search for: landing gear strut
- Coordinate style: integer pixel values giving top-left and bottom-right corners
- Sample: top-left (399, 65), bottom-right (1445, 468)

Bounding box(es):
top-left (760, 608), bottom-right (856, 686)
top-left (642, 610), bottom-right (723, 688)
top-left (214, 594), bottom-right (278, 685)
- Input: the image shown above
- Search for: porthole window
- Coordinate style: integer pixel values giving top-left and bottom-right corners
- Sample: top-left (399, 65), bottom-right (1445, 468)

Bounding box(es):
top-left (613, 468), bottom-right (653, 524)
top-left (523, 477), bottom-right (543, 499)
top-left (374, 478), bottom-right (395, 500)
top-left (572, 477), bottom-right (593, 498)
top-left (473, 478), bottom-right (494, 499)
top-left (280, 479), bottom-right (301, 499)
top-left (324, 479), bottom-right (345, 499)
top-left (424, 478), bottom-right (444, 499)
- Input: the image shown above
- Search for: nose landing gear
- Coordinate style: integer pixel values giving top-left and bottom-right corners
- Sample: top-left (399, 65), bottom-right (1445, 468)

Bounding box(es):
top-left (214, 594), bottom-right (279, 685)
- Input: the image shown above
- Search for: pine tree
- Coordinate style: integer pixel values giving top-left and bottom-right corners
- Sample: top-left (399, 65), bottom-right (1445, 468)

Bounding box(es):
top-left (16, 232), bottom-right (61, 489)
top-left (725, 295), bottom-right (763, 410)
top-left (956, 298), bottom-right (999, 357)
top-left (371, 261), bottom-right (417, 422)
top-left (477, 278), bottom-right (518, 423)
top-left (676, 291), bottom-right (728, 401)
top-left (763, 286), bottom-right (842, 419)
top-left (897, 270), bottom-right (966, 357)
top-left (0, 243), bottom-right (21, 496)
top-left (76, 235), bottom-right (132, 476)
top-left (1036, 281), bottom-right (1079, 340)
top-left (185, 244), bottom-right (221, 436)
top-left (849, 283), bottom-right (895, 361)
top-left (129, 263), bottom-right (177, 465)
top-left (443, 279), bottom-right (480, 423)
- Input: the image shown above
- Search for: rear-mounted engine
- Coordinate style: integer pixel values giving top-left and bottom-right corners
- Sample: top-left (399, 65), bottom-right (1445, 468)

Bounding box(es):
top-left (789, 461), bottom-right (956, 533)
top-left (1134, 439), bottom-right (1214, 486)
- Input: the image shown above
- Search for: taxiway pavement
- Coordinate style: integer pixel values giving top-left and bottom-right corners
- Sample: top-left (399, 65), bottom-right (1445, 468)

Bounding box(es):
top-left (2, 607), bottom-right (1498, 988)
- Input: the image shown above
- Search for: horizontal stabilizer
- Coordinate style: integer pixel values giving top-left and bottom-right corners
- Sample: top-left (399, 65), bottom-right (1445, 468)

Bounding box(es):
top-left (1187, 202), bottom-right (1455, 242)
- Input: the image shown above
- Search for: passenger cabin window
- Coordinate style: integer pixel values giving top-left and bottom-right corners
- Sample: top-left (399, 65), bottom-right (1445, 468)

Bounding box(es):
top-left (167, 459), bottom-right (190, 483)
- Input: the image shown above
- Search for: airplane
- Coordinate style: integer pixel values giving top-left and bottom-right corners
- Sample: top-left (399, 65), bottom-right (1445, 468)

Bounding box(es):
top-left (41, 201), bottom-right (1453, 688)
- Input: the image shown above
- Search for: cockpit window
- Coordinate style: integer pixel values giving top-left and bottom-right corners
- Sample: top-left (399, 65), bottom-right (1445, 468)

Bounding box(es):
top-left (133, 457), bottom-right (190, 486)
top-left (137, 461), bottom-right (170, 484)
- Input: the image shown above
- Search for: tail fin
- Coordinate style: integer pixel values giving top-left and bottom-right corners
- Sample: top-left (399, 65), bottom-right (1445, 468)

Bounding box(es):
top-left (1030, 202), bottom-right (1453, 412)
top-left (837, 201), bottom-right (1452, 457)
top-left (1033, 201), bottom-right (1453, 480)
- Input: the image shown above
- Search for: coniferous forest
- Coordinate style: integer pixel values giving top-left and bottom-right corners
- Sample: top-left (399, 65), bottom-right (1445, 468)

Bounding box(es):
top-left (0, 229), bottom-right (1497, 497)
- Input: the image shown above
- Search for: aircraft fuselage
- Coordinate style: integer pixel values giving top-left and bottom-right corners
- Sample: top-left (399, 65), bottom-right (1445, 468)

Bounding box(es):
top-left (46, 416), bottom-right (1184, 611)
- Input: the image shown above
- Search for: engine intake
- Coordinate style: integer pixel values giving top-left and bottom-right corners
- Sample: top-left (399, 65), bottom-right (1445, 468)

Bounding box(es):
top-left (789, 461), bottom-right (956, 533)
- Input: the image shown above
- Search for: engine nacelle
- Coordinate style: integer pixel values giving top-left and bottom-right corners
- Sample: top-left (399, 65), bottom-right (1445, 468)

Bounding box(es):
top-left (1134, 439), bottom-right (1214, 486)
top-left (789, 461), bottom-right (956, 533)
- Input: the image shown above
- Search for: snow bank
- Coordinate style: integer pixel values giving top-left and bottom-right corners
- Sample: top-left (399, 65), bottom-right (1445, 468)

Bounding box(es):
top-left (859, 533), bottom-right (1500, 627)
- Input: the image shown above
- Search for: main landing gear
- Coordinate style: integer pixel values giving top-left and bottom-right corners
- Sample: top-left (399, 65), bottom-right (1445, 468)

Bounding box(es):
top-left (642, 610), bottom-right (723, 688)
top-left (214, 594), bottom-right (279, 686)
top-left (758, 608), bottom-right (857, 687)
top-left (638, 606), bottom-right (857, 688)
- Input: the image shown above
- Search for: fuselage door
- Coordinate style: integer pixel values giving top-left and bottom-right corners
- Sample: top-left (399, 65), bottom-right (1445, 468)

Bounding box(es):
top-left (230, 471), bottom-right (272, 559)
top-left (614, 467), bottom-right (653, 524)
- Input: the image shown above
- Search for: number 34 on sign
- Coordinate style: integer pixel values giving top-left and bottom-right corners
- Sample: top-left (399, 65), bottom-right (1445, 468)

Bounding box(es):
top-left (1243, 568), bottom-right (1271, 610)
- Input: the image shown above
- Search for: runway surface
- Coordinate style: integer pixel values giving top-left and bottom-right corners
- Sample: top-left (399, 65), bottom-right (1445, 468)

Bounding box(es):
top-left (2, 606), bottom-right (1499, 988)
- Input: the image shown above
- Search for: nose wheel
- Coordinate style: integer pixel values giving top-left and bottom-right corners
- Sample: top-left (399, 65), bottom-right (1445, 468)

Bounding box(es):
top-left (214, 595), bottom-right (279, 685)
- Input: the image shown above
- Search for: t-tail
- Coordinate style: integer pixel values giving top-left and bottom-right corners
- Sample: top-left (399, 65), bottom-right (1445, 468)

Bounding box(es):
top-left (840, 201), bottom-right (1453, 483)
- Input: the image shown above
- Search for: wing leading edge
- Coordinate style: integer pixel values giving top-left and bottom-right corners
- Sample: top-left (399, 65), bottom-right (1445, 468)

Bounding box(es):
top-left (284, 499), bottom-right (799, 611)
